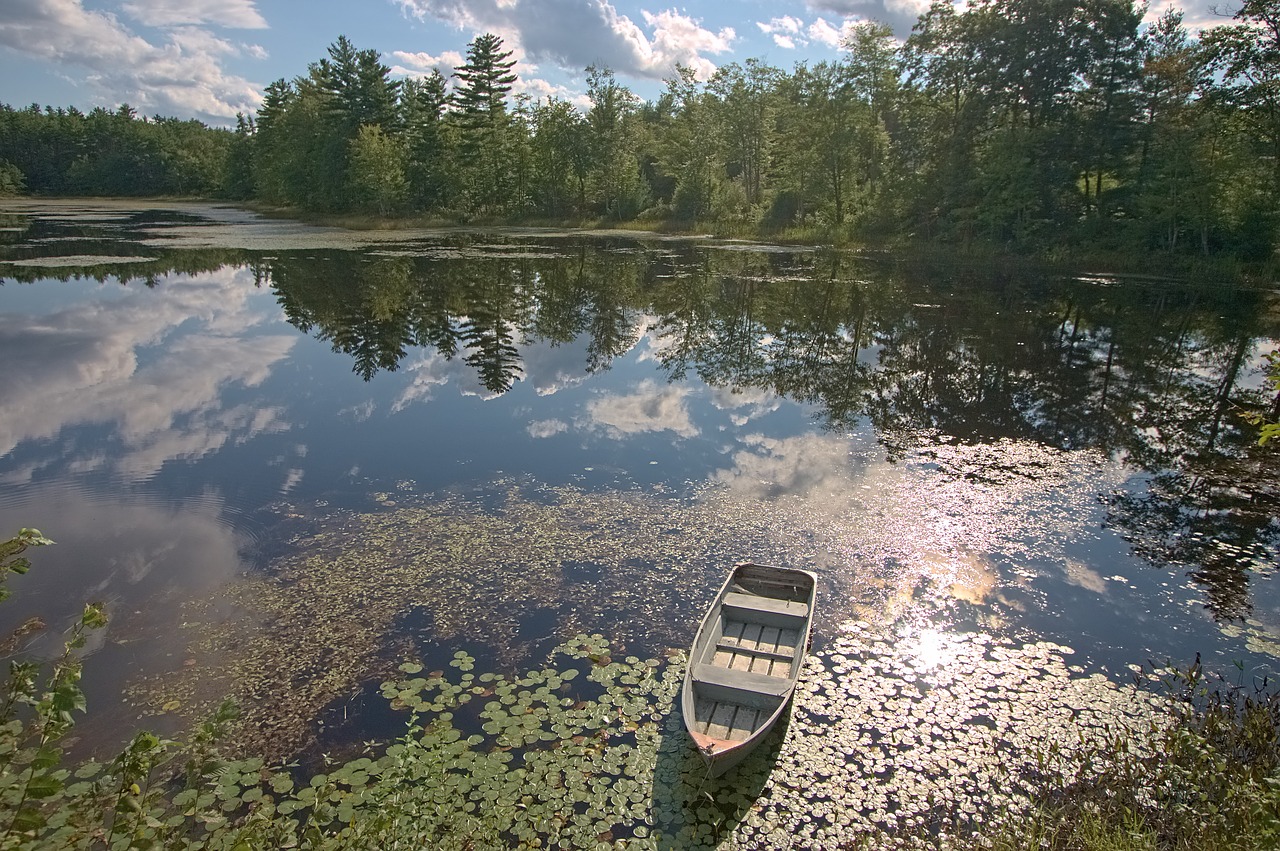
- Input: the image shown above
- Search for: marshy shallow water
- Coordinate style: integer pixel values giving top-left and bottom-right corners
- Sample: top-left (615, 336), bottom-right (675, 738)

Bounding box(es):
top-left (0, 199), bottom-right (1278, 844)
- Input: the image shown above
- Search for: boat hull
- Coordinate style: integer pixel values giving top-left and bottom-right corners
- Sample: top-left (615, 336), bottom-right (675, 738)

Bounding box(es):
top-left (681, 562), bottom-right (816, 778)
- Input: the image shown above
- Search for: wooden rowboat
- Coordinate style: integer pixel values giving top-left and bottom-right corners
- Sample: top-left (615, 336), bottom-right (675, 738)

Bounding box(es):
top-left (681, 562), bottom-right (817, 778)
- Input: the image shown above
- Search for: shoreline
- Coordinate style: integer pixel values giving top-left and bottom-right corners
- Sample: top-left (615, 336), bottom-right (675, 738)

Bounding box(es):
top-left (2, 194), bottom-right (1276, 287)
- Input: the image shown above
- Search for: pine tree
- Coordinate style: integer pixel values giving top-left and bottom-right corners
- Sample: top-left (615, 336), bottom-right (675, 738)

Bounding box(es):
top-left (401, 72), bottom-right (454, 212)
top-left (452, 33), bottom-right (519, 215)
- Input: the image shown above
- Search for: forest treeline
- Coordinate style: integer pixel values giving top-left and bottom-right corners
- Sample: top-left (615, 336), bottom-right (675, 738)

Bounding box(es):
top-left (1, 0), bottom-right (1278, 259)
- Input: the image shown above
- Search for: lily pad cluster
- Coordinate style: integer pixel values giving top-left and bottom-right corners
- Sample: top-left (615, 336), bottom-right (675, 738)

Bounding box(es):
top-left (158, 627), bottom-right (1165, 850)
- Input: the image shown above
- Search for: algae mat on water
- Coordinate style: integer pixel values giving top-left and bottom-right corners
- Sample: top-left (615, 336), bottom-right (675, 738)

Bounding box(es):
top-left (126, 478), bottom-right (810, 759)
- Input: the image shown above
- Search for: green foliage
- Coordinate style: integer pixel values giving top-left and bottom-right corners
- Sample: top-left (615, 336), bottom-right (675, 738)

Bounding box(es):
top-left (986, 663), bottom-right (1280, 850)
top-left (0, 104), bottom-right (232, 197)
top-left (0, 160), bottom-right (23, 196)
top-left (0, 529), bottom-right (52, 605)
top-left (452, 32), bottom-right (520, 217)
top-left (1246, 350), bottom-right (1280, 447)
top-left (347, 124), bottom-right (406, 215)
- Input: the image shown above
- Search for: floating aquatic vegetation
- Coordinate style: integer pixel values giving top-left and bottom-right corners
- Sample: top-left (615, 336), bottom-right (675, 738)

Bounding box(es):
top-left (1219, 619), bottom-right (1280, 658)
top-left (166, 628), bottom-right (1167, 850)
top-left (0, 254), bottom-right (159, 267)
top-left (121, 435), bottom-right (1164, 765)
top-left (703, 242), bottom-right (816, 254)
top-left (126, 478), bottom-right (799, 759)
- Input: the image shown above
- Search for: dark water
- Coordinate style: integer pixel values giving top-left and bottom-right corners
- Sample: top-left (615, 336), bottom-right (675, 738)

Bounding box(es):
top-left (0, 200), bottom-right (1277, 759)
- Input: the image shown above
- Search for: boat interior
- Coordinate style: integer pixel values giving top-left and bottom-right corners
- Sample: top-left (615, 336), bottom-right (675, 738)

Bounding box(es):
top-left (688, 566), bottom-right (813, 744)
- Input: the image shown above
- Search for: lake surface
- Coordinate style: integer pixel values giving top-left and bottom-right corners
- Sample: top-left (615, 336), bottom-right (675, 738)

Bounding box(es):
top-left (1, 199), bottom-right (1278, 772)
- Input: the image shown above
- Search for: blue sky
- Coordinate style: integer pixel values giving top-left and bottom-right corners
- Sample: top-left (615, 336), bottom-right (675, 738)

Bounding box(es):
top-left (0, 0), bottom-right (1229, 126)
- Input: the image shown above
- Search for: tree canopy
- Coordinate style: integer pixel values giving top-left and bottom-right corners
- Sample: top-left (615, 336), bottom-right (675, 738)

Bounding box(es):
top-left (5, 4), bottom-right (1280, 261)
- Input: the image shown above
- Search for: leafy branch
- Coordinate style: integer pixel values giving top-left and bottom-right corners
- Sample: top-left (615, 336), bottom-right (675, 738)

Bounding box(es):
top-left (1244, 349), bottom-right (1280, 447)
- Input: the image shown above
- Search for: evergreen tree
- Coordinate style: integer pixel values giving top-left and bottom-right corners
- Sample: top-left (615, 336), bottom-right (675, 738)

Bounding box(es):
top-left (452, 32), bottom-right (519, 215)
top-left (223, 113), bottom-right (256, 200)
top-left (400, 72), bottom-right (454, 212)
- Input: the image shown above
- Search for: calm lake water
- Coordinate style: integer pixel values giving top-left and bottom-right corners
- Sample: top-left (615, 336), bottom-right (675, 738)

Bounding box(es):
top-left (1, 199), bottom-right (1278, 764)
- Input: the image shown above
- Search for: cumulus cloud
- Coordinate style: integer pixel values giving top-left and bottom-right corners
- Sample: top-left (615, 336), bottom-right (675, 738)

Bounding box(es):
top-left (391, 351), bottom-right (465, 410)
top-left (527, 418), bottom-right (569, 438)
top-left (1063, 559), bottom-right (1109, 594)
top-left (758, 15), bottom-right (805, 49)
top-left (804, 0), bottom-right (928, 37)
top-left (711, 433), bottom-right (862, 509)
top-left (396, 0), bottom-right (736, 80)
top-left (122, 0), bottom-right (268, 29)
top-left (390, 46), bottom-right (587, 106)
top-left (708, 385), bottom-right (781, 427)
top-left (808, 16), bottom-right (858, 47)
top-left (0, 265), bottom-right (294, 480)
top-left (807, 0), bottom-right (1223, 39)
top-left (0, 0), bottom-right (264, 121)
top-left (587, 380), bottom-right (698, 438)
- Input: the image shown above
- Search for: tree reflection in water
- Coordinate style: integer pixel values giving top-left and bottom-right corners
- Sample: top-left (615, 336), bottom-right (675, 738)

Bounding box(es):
top-left (258, 240), bottom-right (1277, 620)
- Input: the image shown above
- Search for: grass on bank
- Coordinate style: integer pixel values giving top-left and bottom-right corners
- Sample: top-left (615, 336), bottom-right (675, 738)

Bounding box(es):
top-left (2, 528), bottom-right (1279, 850)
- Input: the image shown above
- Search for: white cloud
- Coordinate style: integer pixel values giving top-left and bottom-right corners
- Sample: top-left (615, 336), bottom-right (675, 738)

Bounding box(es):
top-left (391, 47), bottom-right (583, 106)
top-left (527, 418), bottom-right (569, 438)
top-left (758, 15), bottom-right (806, 48)
top-left (758, 15), bottom-right (804, 35)
top-left (0, 265), bottom-right (294, 479)
top-left (0, 0), bottom-right (264, 121)
top-left (391, 351), bottom-right (461, 411)
top-left (804, 0), bottom-right (928, 38)
top-left (396, 0), bottom-right (736, 81)
top-left (521, 337), bottom-right (597, 396)
top-left (586, 380), bottom-right (698, 438)
top-left (516, 75), bottom-right (593, 109)
top-left (711, 433), bottom-right (863, 512)
top-left (884, 0), bottom-right (931, 16)
top-left (808, 16), bottom-right (858, 47)
top-left (390, 48), bottom-right (466, 78)
top-left (281, 468), bottom-right (305, 494)
top-left (122, 0), bottom-right (268, 29)
top-left (339, 400), bottom-right (377, 422)
top-left (808, 0), bottom-right (1224, 40)
top-left (708, 385), bottom-right (780, 426)
top-left (1063, 559), bottom-right (1108, 594)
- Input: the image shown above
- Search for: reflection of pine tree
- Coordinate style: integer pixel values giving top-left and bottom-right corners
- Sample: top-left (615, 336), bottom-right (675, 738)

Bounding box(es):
top-left (457, 259), bottom-right (533, 393)
top-left (409, 267), bottom-right (462, 360)
top-left (270, 253), bottom-right (415, 381)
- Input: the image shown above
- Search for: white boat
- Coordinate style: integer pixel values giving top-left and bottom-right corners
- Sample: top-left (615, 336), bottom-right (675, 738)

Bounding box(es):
top-left (681, 562), bottom-right (817, 778)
